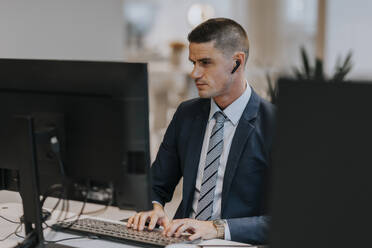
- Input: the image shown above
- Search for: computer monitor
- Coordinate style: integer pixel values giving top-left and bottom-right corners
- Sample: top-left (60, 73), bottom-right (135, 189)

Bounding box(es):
top-left (269, 79), bottom-right (372, 248)
top-left (0, 58), bottom-right (152, 245)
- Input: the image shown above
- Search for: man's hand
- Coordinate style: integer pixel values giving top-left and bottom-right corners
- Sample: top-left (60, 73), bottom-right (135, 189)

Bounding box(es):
top-left (164, 218), bottom-right (218, 241)
top-left (126, 203), bottom-right (169, 231)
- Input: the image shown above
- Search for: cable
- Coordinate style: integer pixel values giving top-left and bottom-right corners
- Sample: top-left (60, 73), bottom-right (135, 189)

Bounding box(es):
top-left (14, 224), bottom-right (24, 239)
top-left (0, 223), bottom-right (22, 242)
top-left (80, 204), bottom-right (109, 216)
top-left (14, 231), bottom-right (37, 248)
top-left (53, 188), bottom-right (89, 231)
top-left (54, 198), bottom-right (66, 224)
top-left (50, 136), bottom-right (65, 177)
top-left (68, 190), bottom-right (113, 217)
top-left (48, 136), bottom-right (71, 224)
top-left (44, 235), bottom-right (99, 244)
top-left (39, 183), bottom-right (64, 223)
top-left (80, 184), bottom-right (113, 216)
top-left (46, 190), bottom-right (63, 219)
top-left (40, 184), bottom-right (63, 206)
top-left (63, 198), bottom-right (70, 221)
top-left (38, 183), bottom-right (65, 232)
top-left (0, 229), bottom-right (17, 242)
top-left (0, 215), bottom-right (21, 224)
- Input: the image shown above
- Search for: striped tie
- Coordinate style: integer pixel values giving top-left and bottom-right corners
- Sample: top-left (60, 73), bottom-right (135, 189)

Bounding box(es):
top-left (195, 111), bottom-right (226, 221)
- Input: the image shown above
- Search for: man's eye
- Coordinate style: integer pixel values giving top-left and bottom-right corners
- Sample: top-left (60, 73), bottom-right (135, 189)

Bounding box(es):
top-left (201, 61), bottom-right (210, 65)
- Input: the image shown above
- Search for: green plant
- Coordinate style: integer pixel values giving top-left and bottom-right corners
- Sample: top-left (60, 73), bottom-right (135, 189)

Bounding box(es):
top-left (266, 72), bottom-right (278, 104)
top-left (293, 46), bottom-right (353, 82)
top-left (266, 46), bottom-right (353, 104)
top-left (333, 52), bottom-right (353, 81)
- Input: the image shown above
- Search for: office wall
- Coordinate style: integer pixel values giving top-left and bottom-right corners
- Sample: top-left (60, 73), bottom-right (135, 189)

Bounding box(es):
top-left (144, 0), bottom-right (231, 49)
top-left (244, 0), bottom-right (318, 97)
top-left (325, 0), bottom-right (372, 79)
top-left (122, 0), bottom-right (247, 59)
top-left (0, 0), bottom-right (124, 60)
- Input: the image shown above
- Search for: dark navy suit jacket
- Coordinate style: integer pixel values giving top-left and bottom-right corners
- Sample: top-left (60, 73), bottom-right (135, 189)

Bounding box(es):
top-left (151, 89), bottom-right (276, 244)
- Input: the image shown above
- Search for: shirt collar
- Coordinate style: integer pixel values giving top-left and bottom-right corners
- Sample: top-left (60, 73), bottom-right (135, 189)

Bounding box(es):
top-left (209, 81), bottom-right (252, 126)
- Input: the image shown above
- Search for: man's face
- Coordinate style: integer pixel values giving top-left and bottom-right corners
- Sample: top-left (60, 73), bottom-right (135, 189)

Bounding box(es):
top-left (189, 41), bottom-right (233, 99)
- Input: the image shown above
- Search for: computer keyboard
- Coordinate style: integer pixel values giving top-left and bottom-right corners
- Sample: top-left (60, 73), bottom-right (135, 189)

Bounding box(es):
top-left (53, 218), bottom-right (190, 247)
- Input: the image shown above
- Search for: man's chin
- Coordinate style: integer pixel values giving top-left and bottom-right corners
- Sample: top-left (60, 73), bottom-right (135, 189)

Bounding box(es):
top-left (198, 90), bottom-right (213, 99)
top-left (198, 92), bottom-right (211, 99)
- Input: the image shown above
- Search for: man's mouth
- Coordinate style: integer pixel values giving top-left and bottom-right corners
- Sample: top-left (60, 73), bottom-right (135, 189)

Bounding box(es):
top-left (195, 81), bottom-right (207, 86)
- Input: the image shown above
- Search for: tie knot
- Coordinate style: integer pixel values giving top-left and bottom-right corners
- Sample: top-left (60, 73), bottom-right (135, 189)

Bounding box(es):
top-left (214, 111), bottom-right (226, 123)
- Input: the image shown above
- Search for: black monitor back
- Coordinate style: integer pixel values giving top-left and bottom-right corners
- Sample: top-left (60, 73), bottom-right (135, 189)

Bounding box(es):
top-left (269, 79), bottom-right (372, 248)
top-left (0, 58), bottom-right (151, 211)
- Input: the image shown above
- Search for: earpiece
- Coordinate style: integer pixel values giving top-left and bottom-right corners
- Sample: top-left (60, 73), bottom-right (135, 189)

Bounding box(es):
top-left (231, 60), bottom-right (240, 74)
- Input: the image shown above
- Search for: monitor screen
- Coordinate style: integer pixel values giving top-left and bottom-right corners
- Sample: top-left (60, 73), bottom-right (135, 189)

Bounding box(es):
top-left (0, 58), bottom-right (151, 212)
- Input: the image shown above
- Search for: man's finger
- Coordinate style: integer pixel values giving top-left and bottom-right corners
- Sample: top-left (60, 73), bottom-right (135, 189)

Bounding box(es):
top-left (159, 217), bottom-right (170, 229)
top-left (126, 216), bottom-right (134, 227)
top-left (132, 213), bottom-right (141, 229)
top-left (174, 223), bottom-right (190, 237)
top-left (148, 213), bottom-right (158, 230)
top-left (138, 213), bottom-right (150, 231)
top-left (165, 220), bottom-right (184, 237)
top-left (189, 232), bottom-right (202, 241)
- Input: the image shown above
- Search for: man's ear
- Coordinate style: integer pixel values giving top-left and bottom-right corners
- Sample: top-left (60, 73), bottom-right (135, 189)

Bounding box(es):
top-left (231, 52), bottom-right (245, 74)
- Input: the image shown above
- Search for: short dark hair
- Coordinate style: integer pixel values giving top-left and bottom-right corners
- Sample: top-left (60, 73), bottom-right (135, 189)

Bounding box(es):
top-left (188, 18), bottom-right (249, 64)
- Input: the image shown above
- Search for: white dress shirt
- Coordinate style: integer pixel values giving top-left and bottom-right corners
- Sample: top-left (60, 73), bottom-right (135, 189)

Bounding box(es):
top-left (190, 83), bottom-right (251, 239)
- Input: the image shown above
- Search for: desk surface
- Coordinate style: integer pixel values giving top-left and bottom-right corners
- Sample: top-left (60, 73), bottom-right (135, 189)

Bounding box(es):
top-left (0, 191), bottom-right (253, 248)
top-left (0, 200), bottom-right (138, 247)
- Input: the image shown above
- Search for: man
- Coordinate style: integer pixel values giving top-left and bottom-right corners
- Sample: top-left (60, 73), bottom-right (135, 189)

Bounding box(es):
top-left (127, 18), bottom-right (275, 245)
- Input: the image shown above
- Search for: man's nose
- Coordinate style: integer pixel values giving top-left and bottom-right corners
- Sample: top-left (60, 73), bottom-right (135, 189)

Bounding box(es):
top-left (190, 65), bottom-right (202, 79)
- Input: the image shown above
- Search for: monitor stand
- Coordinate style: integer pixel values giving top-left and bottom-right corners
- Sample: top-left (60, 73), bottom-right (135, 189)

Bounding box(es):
top-left (15, 116), bottom-right (74, 248)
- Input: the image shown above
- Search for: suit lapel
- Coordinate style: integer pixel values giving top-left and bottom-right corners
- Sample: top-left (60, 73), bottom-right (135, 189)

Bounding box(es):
top-left (221, 90), bottom-right (261, 215)
top-left (182, 100), bottom-right (210, 217)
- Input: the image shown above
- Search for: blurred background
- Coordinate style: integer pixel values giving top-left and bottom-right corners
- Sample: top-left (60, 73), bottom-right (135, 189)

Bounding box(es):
top-left (1, 0), bottom-right (371, 215)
